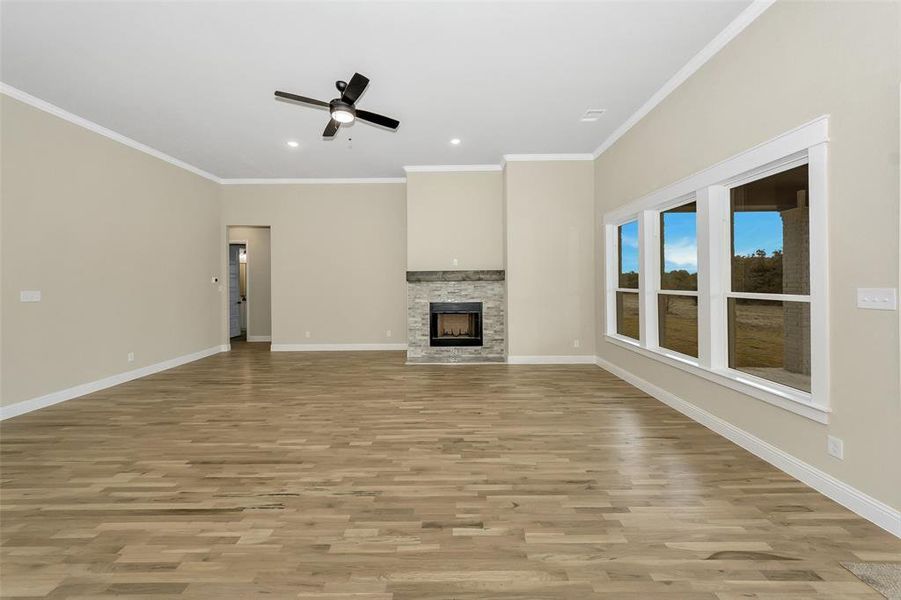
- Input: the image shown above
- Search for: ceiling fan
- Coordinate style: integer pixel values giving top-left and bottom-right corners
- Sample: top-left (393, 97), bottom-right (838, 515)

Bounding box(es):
top-left (274, 73), bottom-right (400, 138)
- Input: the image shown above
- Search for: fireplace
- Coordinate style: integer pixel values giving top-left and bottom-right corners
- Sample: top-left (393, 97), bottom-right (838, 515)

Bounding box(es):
top-left (430, 302), bottom-right (483, 347)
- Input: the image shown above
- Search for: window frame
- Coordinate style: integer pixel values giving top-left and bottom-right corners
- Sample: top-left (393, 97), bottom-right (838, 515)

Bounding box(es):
top-left (656, 198), bottom-right (700, 361)
top-left (613, 220), bottom-right (641, 340)
top-left (603, 116), bottom-right (829, 423)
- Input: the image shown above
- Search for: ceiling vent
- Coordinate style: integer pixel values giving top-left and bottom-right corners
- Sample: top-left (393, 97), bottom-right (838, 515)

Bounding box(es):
top-left (580, 108), bottom-right (607, 122)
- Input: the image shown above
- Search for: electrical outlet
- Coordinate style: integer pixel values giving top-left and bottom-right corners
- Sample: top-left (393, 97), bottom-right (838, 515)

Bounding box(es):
top-left (19, 290), bottom-right (41, 302)
top-left (452, 258), bottom-right (459, 267)
top-left (573, 339), bottom-right (581, 349)
top-left (127, 352), bottom-right (135, 363)
top-left (386, 329), bottom-right (392, 338)
top-left (305, 331), bottom-right (311, 339)
top-left (827, 435), bottom-right (844, 459)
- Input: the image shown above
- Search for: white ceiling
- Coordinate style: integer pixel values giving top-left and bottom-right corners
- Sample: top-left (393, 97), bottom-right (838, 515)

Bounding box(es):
top-left (1, 1), bottom-right (752, 179)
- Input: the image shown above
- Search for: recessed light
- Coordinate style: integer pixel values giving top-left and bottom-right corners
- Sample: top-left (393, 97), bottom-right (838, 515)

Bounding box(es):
top-left (580, 108), bottom-right (607, 122)
top-left (450, 138), bottom-right (461, 145)
top-left (286, 140), bottom-right (299, 148)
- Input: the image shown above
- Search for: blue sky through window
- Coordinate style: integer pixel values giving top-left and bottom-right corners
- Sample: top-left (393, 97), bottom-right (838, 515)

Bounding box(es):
top-left (662, 211), bottom-right (697, 274)
top-left (619, 220), bottom-right (639, 274)
top-left (733, 211), bottom-right (783, 256)
top-left (620, 212), bottom-right (783, 275)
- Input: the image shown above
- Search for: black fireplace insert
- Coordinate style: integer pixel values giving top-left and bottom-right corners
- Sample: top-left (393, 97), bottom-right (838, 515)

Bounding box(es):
top-left (429, 302), bottom-right (483, 347)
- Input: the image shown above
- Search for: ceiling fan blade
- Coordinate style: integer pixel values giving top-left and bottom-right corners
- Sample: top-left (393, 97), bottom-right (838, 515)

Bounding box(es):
top-left (341, 73), bottom-right (369, 104)
top-left (274, 90), bottom-right (329, 109)
top-left (356, 109), bottom-right (400, 130)
top-left (322, 119), bottom-right (340, 138)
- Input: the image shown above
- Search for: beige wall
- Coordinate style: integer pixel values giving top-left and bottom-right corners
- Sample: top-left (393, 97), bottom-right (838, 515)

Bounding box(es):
top-left (1, 94), bottom-right (221, 408)
top-left (220, 183), bottom-right (406, 346)
top-left (228, 226), bottom-right (271, 339)
top-left (506, 160), bottom-right (596, 358)
top-left (594, 1), bottom-right (901, 509)
top-left (406, 171), bottom-right (504, 271)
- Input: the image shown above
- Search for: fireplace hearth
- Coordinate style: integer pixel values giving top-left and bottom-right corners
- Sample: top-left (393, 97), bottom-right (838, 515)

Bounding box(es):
top-left (430, 302), bottom-right (483, 347)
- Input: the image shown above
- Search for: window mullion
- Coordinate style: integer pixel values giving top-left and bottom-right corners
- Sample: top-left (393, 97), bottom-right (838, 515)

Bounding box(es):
top-left (638, 209), bottom-right (659, 349)
top-left (697, 185), bottom-right (729, 370)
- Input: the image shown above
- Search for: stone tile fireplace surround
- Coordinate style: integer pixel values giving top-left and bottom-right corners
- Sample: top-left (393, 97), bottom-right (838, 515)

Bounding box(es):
top-left (406, 270), bottom-right (505, 363)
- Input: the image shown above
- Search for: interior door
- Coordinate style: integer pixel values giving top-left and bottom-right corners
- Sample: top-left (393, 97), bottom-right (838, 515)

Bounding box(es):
top-left (228, 244), bottom-right (241, 337)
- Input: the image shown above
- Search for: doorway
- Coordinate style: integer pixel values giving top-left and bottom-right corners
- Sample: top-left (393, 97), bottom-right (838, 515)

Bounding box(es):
top-left (228, 242), bottom-right (247, 340)
top-left (227, 226), bottom-right (272, 345)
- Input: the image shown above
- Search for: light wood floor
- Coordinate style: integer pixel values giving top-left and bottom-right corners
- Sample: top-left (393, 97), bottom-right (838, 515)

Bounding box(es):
top-left (2, 343), bottom-right (898, 599)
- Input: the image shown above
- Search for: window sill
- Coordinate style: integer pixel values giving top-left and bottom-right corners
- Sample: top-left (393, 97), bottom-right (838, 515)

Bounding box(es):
top-left (603, 334), bottom-right (829, 424)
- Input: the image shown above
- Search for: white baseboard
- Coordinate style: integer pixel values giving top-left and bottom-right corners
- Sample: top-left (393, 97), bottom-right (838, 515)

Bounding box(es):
top-left (507, 355), bottom-right (597, 365)
top-left (271, 343), bottom-right (408, 352)
top-left (0, 344), bottom-right (229, 421)
top-left (246, 335), bottom-right (271, 342)
top-left (594, 355), bottom-right (901, 538)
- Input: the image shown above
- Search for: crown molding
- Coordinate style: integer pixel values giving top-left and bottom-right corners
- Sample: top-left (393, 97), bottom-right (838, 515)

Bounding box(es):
top-left (1, 82), bottom-right (223, 183)
top-left (403, 164), bottom-right (503, 173)
top-left (502, 153), bottom-right (594, 163)
top-left (220, 177), bottom-right (406, 185)
top-left (592, 0), bottom-right (775, 159)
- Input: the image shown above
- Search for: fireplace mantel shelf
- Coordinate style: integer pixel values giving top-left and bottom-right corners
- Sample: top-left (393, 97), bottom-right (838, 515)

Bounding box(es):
top-left (406, 270), bottom-right (505, 283)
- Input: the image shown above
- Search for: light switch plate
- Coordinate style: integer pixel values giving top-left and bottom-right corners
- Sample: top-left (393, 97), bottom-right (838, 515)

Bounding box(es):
top-left (20, 290), bottom-right (41, 302)
top-left (827, 435), bottom-right (844, 459)
top-left (857, 288), bottom-right (897, 310)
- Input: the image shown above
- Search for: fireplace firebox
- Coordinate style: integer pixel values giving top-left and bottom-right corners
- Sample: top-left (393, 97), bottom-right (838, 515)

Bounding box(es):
top-left (429, 302), bottom-right (483, 347)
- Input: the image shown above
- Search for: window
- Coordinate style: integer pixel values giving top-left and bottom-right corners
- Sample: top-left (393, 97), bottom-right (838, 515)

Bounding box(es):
top-left (728, 165), bottom-right (810, 391)
top-left (603, 117), bottom-right (828, 422)
top-left (658, 202), bottom-right (698, 357)
top-left (616, 220), bottom-right (639, 340)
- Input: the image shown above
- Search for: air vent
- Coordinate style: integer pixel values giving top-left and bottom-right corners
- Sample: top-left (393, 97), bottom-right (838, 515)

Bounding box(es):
top-left (580, 108), bottom-right (607, 122)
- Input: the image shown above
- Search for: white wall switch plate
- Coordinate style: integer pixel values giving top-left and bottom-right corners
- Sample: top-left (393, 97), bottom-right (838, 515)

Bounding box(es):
top-left (127, 352), bottom-right (135, 363)
top-left (827, 435), bottom-right (844, 459)
top-left (20, 290), bottom-right (41, 302)
top-left (857, 288), bottom-right (897, 310)
top-left (452, 258), bottom-right (459, 267)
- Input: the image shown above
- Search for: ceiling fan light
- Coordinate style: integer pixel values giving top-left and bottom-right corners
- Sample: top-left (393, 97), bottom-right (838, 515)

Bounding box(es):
top-left (331, 108), bottom-right (355, 124)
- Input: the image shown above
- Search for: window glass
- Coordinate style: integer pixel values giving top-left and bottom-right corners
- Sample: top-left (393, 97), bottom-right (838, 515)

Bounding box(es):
top-left (731, 165), bottom-right (809, 295)
top-left (618, 220), bottom-right (639, 289)
top-left (616, 292), bottom-right (640, 340)
top-left (658, 295), bottom-right (698, 357)
top-left (660, 202), bottom-right (697, 291)
top-left (728, 298), bottom-right (810, 392)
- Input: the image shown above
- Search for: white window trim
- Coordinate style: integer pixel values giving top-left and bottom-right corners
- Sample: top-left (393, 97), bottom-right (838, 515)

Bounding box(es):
top-left (603, 116), bottom-right (830, 424)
